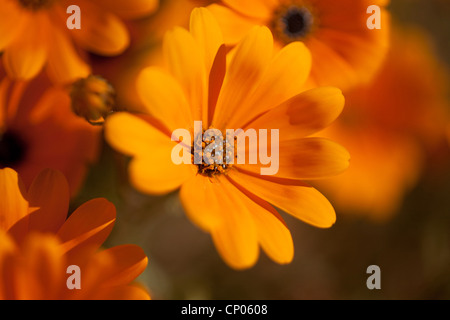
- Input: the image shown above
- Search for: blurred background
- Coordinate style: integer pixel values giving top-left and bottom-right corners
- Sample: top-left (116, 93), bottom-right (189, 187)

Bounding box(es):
top-left (72, 0), bottom-right (450, 299)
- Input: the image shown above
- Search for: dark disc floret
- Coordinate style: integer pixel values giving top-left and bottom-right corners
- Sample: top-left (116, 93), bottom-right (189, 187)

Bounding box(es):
top-left (0, 130), bottom-right (27, 168)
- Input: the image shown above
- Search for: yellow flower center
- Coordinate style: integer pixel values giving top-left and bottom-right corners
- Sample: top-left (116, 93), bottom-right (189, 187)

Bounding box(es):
top-left (17, 0), bottom-right (56, 11)
top-left (271, 1), bottom-right (316, 44)
top-left (70, 75), bottom-right (116, 125)
top-left (0, 130), bottom-right (27, 168)
top-left (192, 129), bottom-right (237, 177)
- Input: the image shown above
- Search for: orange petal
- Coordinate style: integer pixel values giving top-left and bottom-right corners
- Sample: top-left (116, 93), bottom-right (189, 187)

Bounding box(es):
top-left (163, 27), bottom-right (207, 124)
top-left (207, 4), bottom-right (259, 45)
top-left (95, 0), bottom-right (158, 19)
top-left (208, 176), bottom-right (259, 269)
top-left (14, 233), bottom-right (66, 300)
top-left (190, 7), bottom-right (224, 73)
top-left (0, 230), bottom-right (17, 300)
top-left (179, 175), bottom-right (226, 232)
top-left (57, 198), bottom-right (116, 258)
top-left (105, 113), bottom-right (195, 195)
top-left (222, 0), bottom-right (277, 19)
top-left (46, 24), bottom-right (91, 84)
top-left (208, 45), bottom-right (227, 126)
top-left (227, 177), bottom-right (294, 264)
top-left (105, 112), bottom-right (170, 157)
top-left (8, 169), bottom-right (70, 244)
top-left (71, 2), bottom-right (130, 56)
top-left (136, 67), bottom-right (193, 132)
top-left (2, 14), bottom-right (48, 80)
top-left (129, 153), bottom-right (196, 196)
top-left (228, 170), bottom-right (336, 228)
top-left (229, 41), bottom-right (312, 128)
top-left (66, 244), bottom-right (149, 300)
top-left (212, 26), bottom-right (273, 130)
top-left (252, 206), bottom-right (293, 265)
top-left (246, 87), bottom-right (345, 140)
top-left (239, 137), bottom-right (350, 180)
top-left (90, 245), bottom-right (148, 288)
top-left (180, 174), bottom-right (259, 269)
top-left (92, 284), bottom-right (151, 300)
top-left (26, 169), bottom-right (69, 233)
top-left (0, 168), bottom-right (29, 232)
top-left (0, 0), bottom-right (26, 51)
top-left (307, 37), bottom-right (361, 90)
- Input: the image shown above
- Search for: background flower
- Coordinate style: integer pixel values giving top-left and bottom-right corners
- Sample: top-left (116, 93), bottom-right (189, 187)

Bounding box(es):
top-left (207, 0), bottom-right (390, 90)
top-left (316, 27), bottom-right (450, 220)
top-left (0, 66), bottom-right (101, 196)
top-left (0, 168), bottom-right (149, 300)
top-left (0, 0), bottom-right (159, 83)
top-left (91, 0), bottom-right (215, 114)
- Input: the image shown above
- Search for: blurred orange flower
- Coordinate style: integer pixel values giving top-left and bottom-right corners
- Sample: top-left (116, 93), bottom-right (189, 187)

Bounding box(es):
top-left (0, 0), bottom-right (159, 83)
top-left (0, 167), bottom-right (149, 300)
top-left (0, 67), bottom-right (101, 195)
top-left (105, 8), bottom-right (349, 269)
top-left (317, 28), bottom-right (450, 220)
top-left (140, 0), bottom-right (215, 43)
top-left (207, 0), bottom-right (390, 90)
top-left (94, 0), bottom-right (216, 113)
top-left (318, 125), bottom-right (423, 220)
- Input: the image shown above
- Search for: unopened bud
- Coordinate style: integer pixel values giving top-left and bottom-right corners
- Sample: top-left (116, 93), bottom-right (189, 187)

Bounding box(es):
top-left (70, 75), bottom-right (116, 125)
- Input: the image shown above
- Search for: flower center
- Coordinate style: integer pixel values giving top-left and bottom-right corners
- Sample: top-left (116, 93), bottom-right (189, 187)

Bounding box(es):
top-left (17, 0), bottom-right (56, 11)
top-left (272, 3), bottom-right (315, 44)
top-left (192, 129), bottom-right (237, 177)
top-left (0, 131), bottom-right (27, 169)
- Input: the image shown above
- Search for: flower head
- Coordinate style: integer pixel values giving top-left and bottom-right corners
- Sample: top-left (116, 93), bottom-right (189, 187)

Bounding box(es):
top-left (105, 8), bottom-right (349, 269)
top-left (0, 0), bottom-right (159, 83)
top-left (317, 28), bottom-right (450, 220)
top-left (207, 0), bottom-right (390, 90)
top-left (0, 167), bottom-right (149, 300)
top-left (0, 66), bottom-right (101, 195)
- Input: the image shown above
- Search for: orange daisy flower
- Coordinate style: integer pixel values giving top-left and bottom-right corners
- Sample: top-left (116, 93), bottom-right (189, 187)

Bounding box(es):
top-left (105, 8), bottom-right (349, 269)
top-left (317, 124), bottom-right (423, 220)
top-left (0, 66), bottom-right (101, 195)
top-left (0, 0), bottom-right (159, 83)
top-left (0, 167), bottom-right (149, 300)
top-left (317, 28), bottom-right (450, 220)
top-left (207, 0), bottom-right (390, 90)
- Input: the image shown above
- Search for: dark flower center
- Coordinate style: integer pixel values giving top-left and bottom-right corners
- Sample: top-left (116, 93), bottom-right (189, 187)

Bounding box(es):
top-left (286, 10), bottom-right (305, 34)
top-left (0, 131), bottom-right (27, 169)
top-left (272, 4), bottom-right (315, 44)
top-left (282, 7), bottom-right (313, 38)
top-left (17, 0), bottom-right (56, 11)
